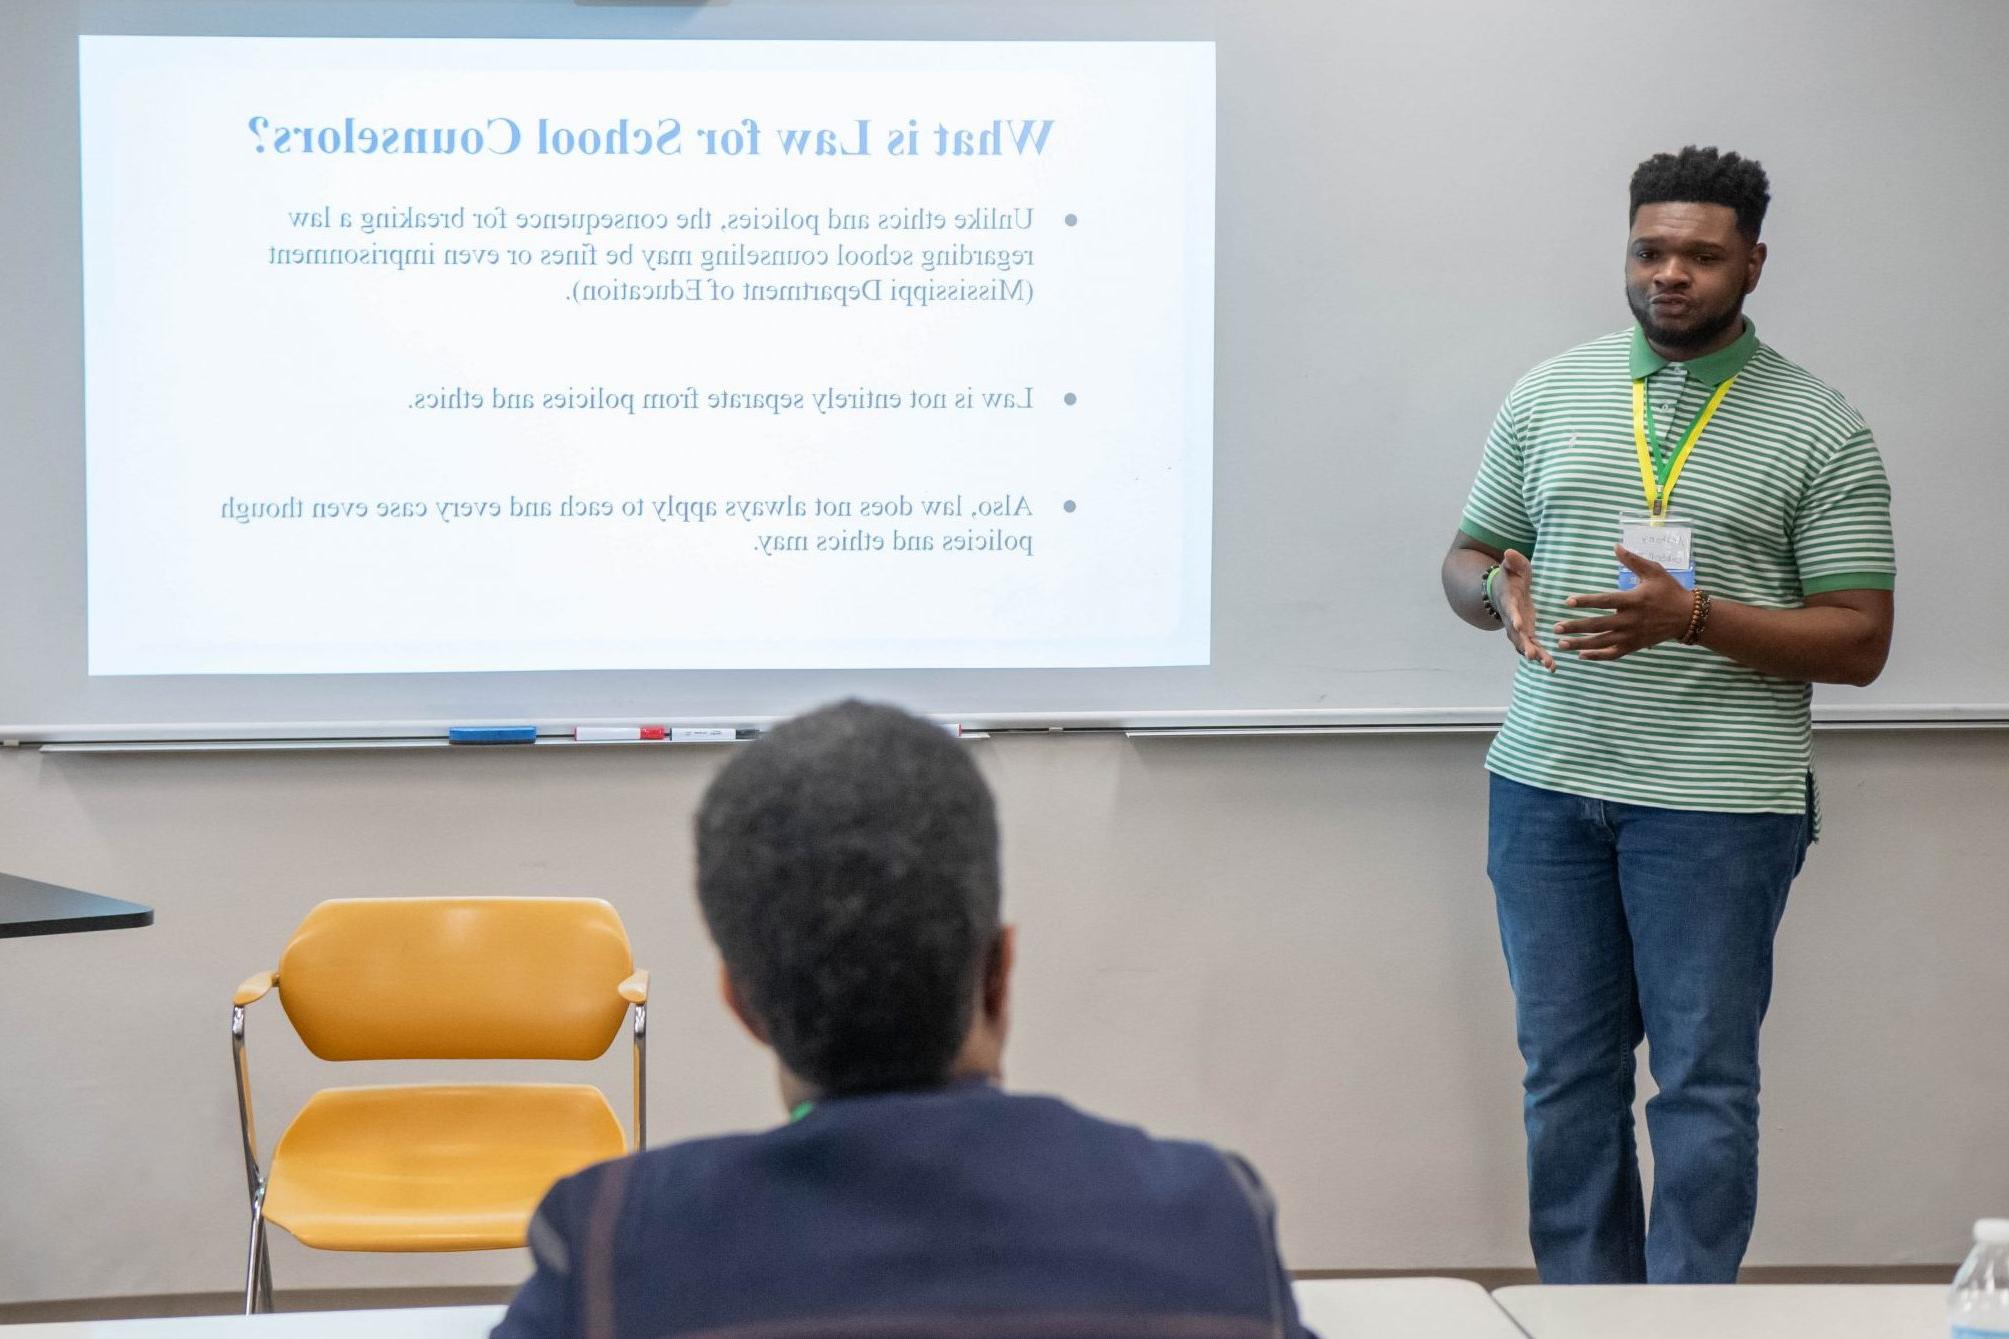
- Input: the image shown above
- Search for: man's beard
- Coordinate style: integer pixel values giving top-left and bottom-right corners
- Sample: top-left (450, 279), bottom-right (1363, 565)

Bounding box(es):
top-left (1627, 286), bottom-right (1743, 352)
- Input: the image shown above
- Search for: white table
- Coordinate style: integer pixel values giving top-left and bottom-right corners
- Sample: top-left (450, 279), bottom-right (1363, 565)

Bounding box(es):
top-left (1295, 1277), bottom-right (1528, 1336)
top-left (0, 1282), bottom-right (1529, 1338)
top-left (1495, 1283), bottom-right (1948, 1338)
top-left (0, 1308), bottom-right (505, 1339)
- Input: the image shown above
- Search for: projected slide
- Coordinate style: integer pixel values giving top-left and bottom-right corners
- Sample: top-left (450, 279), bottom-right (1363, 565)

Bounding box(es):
top-left (79, 37), bottom-right (1214, 675)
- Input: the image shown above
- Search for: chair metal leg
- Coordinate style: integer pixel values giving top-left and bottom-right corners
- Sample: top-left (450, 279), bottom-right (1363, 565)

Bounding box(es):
top-left (243, 1192), bottom-right (268, 1315)
top-left (233, 1003), bottom-right (274, 1314)
top-left (631, 1003), bottom-right (648, 1150)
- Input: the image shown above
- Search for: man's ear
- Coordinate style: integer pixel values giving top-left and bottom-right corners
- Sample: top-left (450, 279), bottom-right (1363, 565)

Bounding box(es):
top-left (983, 924), bottom-right (1016, 1022)
top-left (1744, 239), bottom-right (1767, 295)
top-left (719, 963), bottom-right (769, 1043)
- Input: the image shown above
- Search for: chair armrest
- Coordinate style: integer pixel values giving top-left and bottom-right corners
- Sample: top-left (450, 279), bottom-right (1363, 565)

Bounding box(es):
top-left (234, 971), bottom-right (277, 1006)
top-left (618, 969), bottom-right (650, 1004)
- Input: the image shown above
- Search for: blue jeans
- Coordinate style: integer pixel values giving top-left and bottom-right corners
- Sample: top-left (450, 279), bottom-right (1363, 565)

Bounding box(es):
top-left (1487, 774), bottom-right (1810, 1284)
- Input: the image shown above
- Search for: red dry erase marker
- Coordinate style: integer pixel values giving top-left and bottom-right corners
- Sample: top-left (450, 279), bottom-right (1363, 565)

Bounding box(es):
top-left (573, 726), bottom-right (667, 742)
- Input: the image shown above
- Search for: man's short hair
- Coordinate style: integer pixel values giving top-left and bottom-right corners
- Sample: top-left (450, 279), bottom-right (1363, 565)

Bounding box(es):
top-left (1629, 145), bottom-right (1771, 242)
top-left (695, 700), bottom-right (1002, 1096)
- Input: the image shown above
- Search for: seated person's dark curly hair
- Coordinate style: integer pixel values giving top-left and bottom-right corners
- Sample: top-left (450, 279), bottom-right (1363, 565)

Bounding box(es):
top-left (696, 700), bottom-right (1001, 1096)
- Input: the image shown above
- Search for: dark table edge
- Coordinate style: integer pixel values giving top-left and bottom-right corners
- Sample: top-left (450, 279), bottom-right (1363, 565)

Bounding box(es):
top-left (1, 908), bottom-right (155, 938)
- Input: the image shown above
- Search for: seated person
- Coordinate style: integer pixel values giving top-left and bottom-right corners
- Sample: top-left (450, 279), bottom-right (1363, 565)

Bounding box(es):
top-left (495, 700), bottom-right (1315, 1339)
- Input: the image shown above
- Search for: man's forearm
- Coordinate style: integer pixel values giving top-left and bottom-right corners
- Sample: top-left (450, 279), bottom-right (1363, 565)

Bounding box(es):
top-left (1442, 546), bottom-right (1503, 630)
top-left (1697, 599), bottom-right (1889, 686)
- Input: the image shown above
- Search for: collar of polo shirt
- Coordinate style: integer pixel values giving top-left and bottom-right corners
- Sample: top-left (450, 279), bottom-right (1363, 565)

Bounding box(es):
top-left (1629, 317), bottom-right (1760, 386)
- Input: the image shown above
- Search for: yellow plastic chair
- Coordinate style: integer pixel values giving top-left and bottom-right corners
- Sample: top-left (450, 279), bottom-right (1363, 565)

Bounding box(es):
top-left (230, 897), bottom-right (649, 1313)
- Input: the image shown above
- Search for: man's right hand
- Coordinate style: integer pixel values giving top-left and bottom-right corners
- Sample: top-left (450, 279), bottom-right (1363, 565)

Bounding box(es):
top-left (1497, 549), bottom-right (1556, 672)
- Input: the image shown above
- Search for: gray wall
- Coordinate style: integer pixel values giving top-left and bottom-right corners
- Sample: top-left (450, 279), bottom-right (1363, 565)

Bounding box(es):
top-left (3, 728), bottom-right (2006, 1301)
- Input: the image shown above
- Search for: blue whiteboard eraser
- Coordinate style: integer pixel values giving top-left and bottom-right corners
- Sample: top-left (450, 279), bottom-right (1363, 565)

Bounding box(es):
top-left (447, 726), bottom-right (538, 744)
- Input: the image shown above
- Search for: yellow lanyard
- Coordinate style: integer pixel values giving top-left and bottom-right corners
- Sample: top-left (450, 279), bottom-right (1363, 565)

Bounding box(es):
top-left (1631, 374), bottom-right (1736, 518)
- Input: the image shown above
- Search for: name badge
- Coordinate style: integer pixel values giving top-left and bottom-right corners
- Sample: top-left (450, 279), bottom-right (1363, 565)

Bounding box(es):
top-left (1618, 511), bottom-right (1695, 590)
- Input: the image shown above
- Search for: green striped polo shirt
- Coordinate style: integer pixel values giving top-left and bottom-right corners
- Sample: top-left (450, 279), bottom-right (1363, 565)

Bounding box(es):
top-left (1460, 320), bottom-right (1895, 814)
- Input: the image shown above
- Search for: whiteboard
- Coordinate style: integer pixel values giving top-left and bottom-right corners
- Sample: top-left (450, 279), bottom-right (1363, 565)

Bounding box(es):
top-left (3, 0), bottom-right (2002, 739)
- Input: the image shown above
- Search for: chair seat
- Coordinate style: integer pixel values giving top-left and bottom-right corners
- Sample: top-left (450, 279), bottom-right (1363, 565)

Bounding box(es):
top-left (263, 1083), bottom-right (626, 1251)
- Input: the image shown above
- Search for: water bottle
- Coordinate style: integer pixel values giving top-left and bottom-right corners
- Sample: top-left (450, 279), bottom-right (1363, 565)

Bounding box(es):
top-left (1951, 1219), bottom-right (2009, 1338)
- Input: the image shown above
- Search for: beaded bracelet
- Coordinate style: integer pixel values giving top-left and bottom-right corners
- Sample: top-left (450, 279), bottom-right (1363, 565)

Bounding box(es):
top-left (1680, 590), bottom-right (1713, 645)
top-left (1479, 564), bottom-right (1504, 623)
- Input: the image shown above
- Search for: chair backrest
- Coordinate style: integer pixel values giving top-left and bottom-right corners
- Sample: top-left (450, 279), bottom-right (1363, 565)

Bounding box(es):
top-left (275, 897), bottom-right (635, 1060)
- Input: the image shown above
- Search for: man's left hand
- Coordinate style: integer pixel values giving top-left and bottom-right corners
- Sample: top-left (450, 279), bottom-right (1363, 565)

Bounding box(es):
top-left (1554, 545), bottom-right (1694, 660)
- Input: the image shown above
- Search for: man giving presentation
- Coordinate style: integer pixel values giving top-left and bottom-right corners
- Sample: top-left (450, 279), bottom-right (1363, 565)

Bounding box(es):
top-left (1441, 145), bottom-right (1896, 1283)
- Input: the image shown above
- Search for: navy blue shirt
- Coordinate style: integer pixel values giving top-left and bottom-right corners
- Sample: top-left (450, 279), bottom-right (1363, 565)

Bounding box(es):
top-left (494, 1082), bottom-right (1315, 1339)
